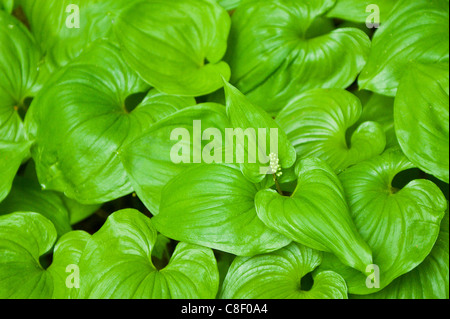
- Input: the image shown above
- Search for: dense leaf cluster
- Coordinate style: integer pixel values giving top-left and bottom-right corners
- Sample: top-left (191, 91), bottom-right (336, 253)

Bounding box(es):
top-left (0, 0), bottom-right (448, 299)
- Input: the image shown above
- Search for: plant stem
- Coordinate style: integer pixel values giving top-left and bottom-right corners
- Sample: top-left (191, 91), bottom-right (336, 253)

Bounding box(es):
top-left (273, 174), bottom-right (283, 196)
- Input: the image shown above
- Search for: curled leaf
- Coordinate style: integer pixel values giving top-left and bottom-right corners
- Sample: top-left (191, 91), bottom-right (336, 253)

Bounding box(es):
top-left (27, 41), bottom-right (195, 204)
top-left (226, 0), bottom-right (370, 114)
top-left (223, 81), bottom-right (296, 183)
top-left (46, 230), bottom-right (91, 299)
top-left (353, 90), bottom-right (397, 148)
top-left (78, 209), bottom-right (219, 299)
top-left (276, 89), bottom-right (386, 173)
top-left (0, 212), bottom-right (90, 298)
top-left (358, 0), bottom-right (449, 95)
top-left (114, 0), bottom-right (231, 96)
top-left (320, 149), bottom-right (447, 294)
top-left (18, 0), bottom-right (131, 72)
top-left (353, 209), bottom-right (449, 299)
top-left (0, 11), bottom-right (41, 142)
top-left (0, 12), bottom-right (38, 199)
top-left (256, 157), bottom-right (372, 272)
top-left (220, 243), bottom-right (348, 299)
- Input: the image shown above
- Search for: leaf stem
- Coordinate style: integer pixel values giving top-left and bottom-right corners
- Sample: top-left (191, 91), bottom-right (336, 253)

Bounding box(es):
top-left (273, 174), bottom-right (283, 196)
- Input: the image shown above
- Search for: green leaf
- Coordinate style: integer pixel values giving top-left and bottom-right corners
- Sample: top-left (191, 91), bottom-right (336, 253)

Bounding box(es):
top-left (320, 148), bottom-right (447, 294)
top-left (0, 0), bottom-right (13, 13)
top-left (78, 209), bottom-right (219, 299)
top-left (223, 81), bottom-right (296, 183)
top-left (18, 0), bottom-right (131, 72)
top-left (0, 140), bottom-right (31, 202)
top-left (220, 243), bottom-right (348, 299)
top-left (0, 212), bottom-right (90, 298)
top-left (153, 164), bottom-right (291, 256)
top-left (353, 90), bottom-right (397, 149)
top-left (395, 63), bottom-right (449, 183)
top-left (216, 251), bottom-right (235, 294)
top-left (226, 0), bottom-right (370, 114)
top-left (0, 176), bottom-right (72, 236)
top-left (218, 0), bottom-right (240, 10)
top-left (276, 89), bottom-right (386, 173)
top-left (151, 234), bottom-right (172, 270)
top-left (113, 0), bottom-right (231, 96)
top-left (0, 212), bottom-right (54, 298)
top-left (358, 0), bottom-right (449, 96)
top-left (0, 11), bottom-right (41, 143)
top-left (26, 41), bottom-right (195, 204)
top-left (120, 103), bottom-right (231, 215)
top-left (135, 89), bottom-right (196, 124)
top-left (0, 12), bottom-right (37, 202)
top-left (18, 160), bottom-right (101, 225)
top-left (353, 208), bottom-right (449, 299)
top-left (327, 0), bottom-right (395, 23)
top-left (63, 196), bottom-right (100, 225)
top-left (256, 157), bottom-right (372, 272)
top-left (46, 231), bottom-right (91, 299)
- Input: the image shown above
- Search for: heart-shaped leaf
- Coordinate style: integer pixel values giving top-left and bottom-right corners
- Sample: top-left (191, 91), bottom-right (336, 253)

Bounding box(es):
top-left (46, 230), bottom-right (91, 299)
top-left (119, 103), bottom-right (231, 215)
top-left (0, 11), bottom-right (41, 142)
top-left (358, 0), bottom-right (449, 96)
top-left (26, 41), bottom-right (196, 204)
top-left (113, 0), bottom-right (231, 96)
top-left (223, 81), bottom-right (296, 183)
top-left (319, 148), bottom-right (447, 294)
top-left (220, 243), bottom-right (348, 299)
top-left (153, 164), bottom-right (291, 256)
top-left (0, 212), bottom-right (54, 299)
top-left (226, 0), bottom-right (370, 114)
top-left (18, 0), bottom-right (131, 72)
top-left (0, 12), bottom-right (40, 190)
top-left (0, 212), bottom-right (90, 298)
top-left (353, 208), bottom-right (449, 299)
top-left (256, 157), bottom-right (372, 272)
top-left (276, 89), bottom-right (386, 173)
top-left (78, 209), bottom-right (219, 299)
top-left (395, 63), bottom-right (449, 183)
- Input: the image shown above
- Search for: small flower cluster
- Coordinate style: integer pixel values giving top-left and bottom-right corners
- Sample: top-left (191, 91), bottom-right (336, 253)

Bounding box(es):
top-left (269, 153), bottom-right (283, 177)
